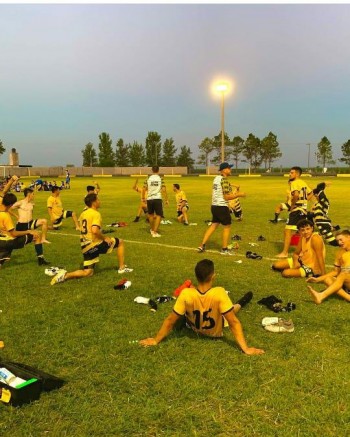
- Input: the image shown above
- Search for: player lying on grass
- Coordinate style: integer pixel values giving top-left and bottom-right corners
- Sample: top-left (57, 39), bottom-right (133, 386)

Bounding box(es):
top-left (272, 219), bottom-right (326, 278)
top-left (307, 230), bottom-right (350, 304)
top-left (139, 259), bottom-right (264, 355)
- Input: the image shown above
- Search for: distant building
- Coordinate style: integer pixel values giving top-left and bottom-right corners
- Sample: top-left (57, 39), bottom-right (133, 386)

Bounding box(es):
top-left (9, 148), bottom-right (19, 166)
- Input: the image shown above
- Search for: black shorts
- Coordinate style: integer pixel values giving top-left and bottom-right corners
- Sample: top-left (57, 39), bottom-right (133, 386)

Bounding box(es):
top-left (82, 238), bottom-right (120, 269)
top-left (16, 220), bottom-right (39, 231)
top-left (0, 235), bottom-right (34, 263)
top-left (53, 211), bottom-right (73, 229)
top-left (286, 210), bottom-right (306, 230)
top-left (211, 205), bottom-right (232, 226)
top-left (147, 199), bottom-right (163, 217)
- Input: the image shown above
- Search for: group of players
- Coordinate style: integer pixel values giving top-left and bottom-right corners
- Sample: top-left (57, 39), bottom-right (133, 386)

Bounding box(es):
top-left (1, 165), bottom-right (349, 355)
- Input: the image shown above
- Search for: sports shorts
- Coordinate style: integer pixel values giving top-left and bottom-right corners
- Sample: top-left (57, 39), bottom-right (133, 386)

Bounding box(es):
top-left (0, 234), bottom-right (34, 263)
top-left (211, 205), bottom-right (232, 226)
top-left (16, 220), bottom-right (39, 231)
top-left (82, 238), bottom-right (120, 269)
top-left (53, 211), bottom-right (73, 229)
top-left (147, 199), bottom-right (163, 217)
top-left (286, 210), bottom-right (306, 230)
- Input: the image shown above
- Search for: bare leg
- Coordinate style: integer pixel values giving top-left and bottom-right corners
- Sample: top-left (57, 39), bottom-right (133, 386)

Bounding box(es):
top-left (117, 240), bottom-right (125, 269)
top-left (72, 212), bottom-right (80, 231)
top-left (65, 269), bottom-right (93, 281)
top-left (222, 225), bottom-right (231, 248)
top-left (200, 223), bottom-right (219, 246)
top-left (276, 228), bottom-right (292, 258)
top-left (153, 215), bottom-right (161, 233)
top-left (37, 218), bottom-right (50, 243)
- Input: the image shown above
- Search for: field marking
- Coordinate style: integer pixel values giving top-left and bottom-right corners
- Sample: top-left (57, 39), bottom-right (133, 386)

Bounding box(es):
top-left (48, 231), bottom-right (335, 268)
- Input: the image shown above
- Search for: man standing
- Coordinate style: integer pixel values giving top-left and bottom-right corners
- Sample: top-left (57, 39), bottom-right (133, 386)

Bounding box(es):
top-left (276, 166), bottom-right (313, 258)
top-left (197, 162), bottom-right (246, 255)
top-left (142, 166), bottom-right (168, 238)
top-left (47, 186), bottom-right (80, 230)
top-left (50, 193), bottom-right (133, 285)
top-left (0, 193), bottom-right (49, 267)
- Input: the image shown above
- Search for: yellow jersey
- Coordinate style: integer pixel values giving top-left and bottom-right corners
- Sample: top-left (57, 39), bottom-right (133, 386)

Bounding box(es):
top-left (47, 195), bottom-right (63, 220)
top-left (78, 207), bottom-right (103, 253)
top-left (173, 286), bottom-right (234, 337)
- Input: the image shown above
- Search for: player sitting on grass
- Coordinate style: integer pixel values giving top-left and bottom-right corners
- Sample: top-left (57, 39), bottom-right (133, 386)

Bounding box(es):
top-left (139, 259), bottom-right (264, 356)
top-left (306, 230), bottom-right (350, 304)
top-left (50, 193), bottom-right (133, 285)
top-left (272, 219), bottom-right (326, 278)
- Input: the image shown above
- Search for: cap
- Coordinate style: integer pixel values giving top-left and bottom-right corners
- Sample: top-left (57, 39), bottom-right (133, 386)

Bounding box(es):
top-left (219, 162), bottom-right (233, 171)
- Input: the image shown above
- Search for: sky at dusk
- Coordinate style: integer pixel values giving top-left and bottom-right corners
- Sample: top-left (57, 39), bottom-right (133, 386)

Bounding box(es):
top-left (1, 3), bottom-right (350, 168)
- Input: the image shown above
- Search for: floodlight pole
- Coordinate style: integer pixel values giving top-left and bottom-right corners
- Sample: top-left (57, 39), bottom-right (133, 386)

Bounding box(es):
top-left (306, 143), bottom-right (311, 169)
top-left (220, 91), bottom-right (225, 162)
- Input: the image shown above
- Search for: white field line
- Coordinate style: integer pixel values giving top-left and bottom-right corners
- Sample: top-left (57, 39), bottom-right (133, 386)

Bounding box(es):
top-left (49, 231), bottom-right (335, 268)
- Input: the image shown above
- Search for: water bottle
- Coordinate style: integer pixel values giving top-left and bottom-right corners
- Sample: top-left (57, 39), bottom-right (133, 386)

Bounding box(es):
top-left (0, 367), bottom-right (17, 385)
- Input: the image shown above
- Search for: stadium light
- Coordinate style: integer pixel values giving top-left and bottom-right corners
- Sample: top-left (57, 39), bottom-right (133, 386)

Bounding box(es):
top-left (213, 81), bottom-right (230, 162)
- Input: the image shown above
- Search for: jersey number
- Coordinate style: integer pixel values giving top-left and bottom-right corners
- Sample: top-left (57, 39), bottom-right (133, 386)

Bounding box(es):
top-left (81, 219), bottom-right (87, 235)
top-left (192, 309), bottom-right (215, 330)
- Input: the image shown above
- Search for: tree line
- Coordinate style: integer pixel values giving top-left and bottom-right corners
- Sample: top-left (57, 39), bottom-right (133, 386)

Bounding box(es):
top-left (81, 132), bottom-right (195, 169)
top-left (1, 135), bottom-right (350, 169)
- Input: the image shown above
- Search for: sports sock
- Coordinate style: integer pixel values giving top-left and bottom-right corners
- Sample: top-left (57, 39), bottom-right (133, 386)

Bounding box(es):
top-left (35, 243), bottom-right (43, 257)
top-left (237, 291), bottom-right (253, 308)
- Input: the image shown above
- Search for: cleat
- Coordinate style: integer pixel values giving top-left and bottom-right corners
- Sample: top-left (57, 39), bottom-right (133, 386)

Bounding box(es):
top-left (118, 266), bottom-right (133, 274)
top-left (38, 257), bottom-right (50, 266)
top-left (133, 217), bottom-right (140, 223)
top-left (151, 232), bottom-right (161, 238)
top-left (50, 269), bottom-right (67, 285)
top-left (257, 235), bottom-right (266, 241)
top-left (220, 249), bottom-right (233, 256)
top-left (197, 245), bottom-right (206, 253)
top-left (264, 318), bottom-right (294, 333)
top-left (269, 219), bottom-right (278, 224)
top-left (246, 251), bottom-right (263, 260)
top-left (231, 234), bottom-right (242, 241)
top-left (45, 266), bottom-right (61, 276)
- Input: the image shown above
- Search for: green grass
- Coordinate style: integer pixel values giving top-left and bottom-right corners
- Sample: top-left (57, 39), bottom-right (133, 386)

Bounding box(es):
top-left (1, 176), bottom-right (350, 436)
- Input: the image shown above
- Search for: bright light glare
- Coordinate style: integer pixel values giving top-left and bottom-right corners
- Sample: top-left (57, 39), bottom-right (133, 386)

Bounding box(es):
top-left (216, 83), bottom-right (228, 92)
top-left (210, 78), bottom-right (234, 98)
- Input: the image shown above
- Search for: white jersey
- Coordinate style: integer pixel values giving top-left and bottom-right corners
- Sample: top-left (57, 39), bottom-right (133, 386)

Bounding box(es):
top-left (212, 175), bottom-right (231, 207)
top-left (145, 174), bottom-right (163, 200)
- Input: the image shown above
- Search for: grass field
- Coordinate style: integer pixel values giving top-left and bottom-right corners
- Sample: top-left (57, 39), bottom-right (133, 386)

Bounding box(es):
top-left (1, 176), bottom-right (350, 436)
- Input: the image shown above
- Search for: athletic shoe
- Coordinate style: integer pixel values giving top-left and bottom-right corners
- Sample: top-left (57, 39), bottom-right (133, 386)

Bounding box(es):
top-left (38, 257), bottom-right (50, 266)
top-left (264, 319), bottom-right (294, 333)
top-left (118, 266), bottom-right (134, 274)
top-left (231, 234), bottom-right (242, 241)
top-left (50, 269), bottom-right (67, 285)
top-left (151, 232), bottom-right (161, 238)
top-left (45, 266), bottom-right (61, 277)
top-left (220, 249), bottom-right (233, 256)
top-left (184, 222), bottom-right (189, 226)
top-left (133, 217), bottom-right (140, 223)
top-left (246, 251), bottom-right (263, 260)
top-left (257, 235), bottom-right (266, 241)
top-left (261, 317), bottom-right (279, 327)
top-left (197, 245), bottom-right (206, 253)
top-left (269, 219), bottom-right (278, 224)
top-left (236, 291), bottom-right (253, 308)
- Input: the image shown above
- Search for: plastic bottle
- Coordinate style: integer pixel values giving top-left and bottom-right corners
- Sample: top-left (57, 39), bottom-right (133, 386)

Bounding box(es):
top-left (0, 367), bottom-right (17, 385)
